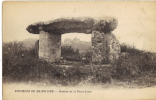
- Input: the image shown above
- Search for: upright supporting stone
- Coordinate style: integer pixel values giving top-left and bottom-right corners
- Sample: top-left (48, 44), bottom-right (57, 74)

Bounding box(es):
top-left (92, 30), bottom-right (107, 64)
top-left (104, 32), bottom-right (120, 63)
top-left (92, 31), bottom-right (120, 64)
top-left (39, 31), bottom-right (61, 62)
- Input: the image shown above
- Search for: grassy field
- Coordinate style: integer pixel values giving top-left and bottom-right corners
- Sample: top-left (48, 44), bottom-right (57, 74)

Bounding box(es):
top-left (2, 41), bottom-right (156, 88)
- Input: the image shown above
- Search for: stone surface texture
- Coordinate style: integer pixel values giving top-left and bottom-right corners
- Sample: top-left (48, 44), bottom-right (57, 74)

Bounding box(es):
top-left (104, 32), bottom-right (121, 63)
top-left (26, 17), bottom-right (118, 34)
top-left (39, 31), bottom-right (61, 62)
top-left (91, 30), bottom-right (106, 64)
top-left (92, 31), bottom-right (120, 64)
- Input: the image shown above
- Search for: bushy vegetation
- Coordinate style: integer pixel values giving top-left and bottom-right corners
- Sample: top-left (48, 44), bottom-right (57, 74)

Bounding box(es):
top-left (61, 46), bottom-right (81, 61)
top-left (112, 43), bottom-right (156, 80)
top-left (2, 41), bottom-right (156, 87)
top-left (120, 43), bottom-right (143, 54)
top-left (2, 42), bottom-right (89, 85)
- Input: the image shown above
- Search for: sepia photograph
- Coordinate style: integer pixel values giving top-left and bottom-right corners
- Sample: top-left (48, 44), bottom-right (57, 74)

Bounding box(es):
top-left (2, 1), bottom-right (156, 100)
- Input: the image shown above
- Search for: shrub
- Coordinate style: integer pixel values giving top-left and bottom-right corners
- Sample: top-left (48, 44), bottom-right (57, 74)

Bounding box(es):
top-left (91, 66), bottom-right (112, 83)
top-left (61, 46), bottom-right (81, 61)
top-left (2, 41), bottom-right (45, 81)
top-left (120, 43), bottom-right (142, 54)
top-left (112, 47), bottom-right (156, 80)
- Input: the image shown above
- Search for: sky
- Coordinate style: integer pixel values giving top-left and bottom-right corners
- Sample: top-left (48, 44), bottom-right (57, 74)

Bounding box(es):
top-left (2, 1), bottom-right (156, 52)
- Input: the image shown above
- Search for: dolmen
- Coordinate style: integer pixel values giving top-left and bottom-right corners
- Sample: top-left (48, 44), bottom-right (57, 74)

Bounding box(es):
top-left (26, 17), bottom-right (120, 64)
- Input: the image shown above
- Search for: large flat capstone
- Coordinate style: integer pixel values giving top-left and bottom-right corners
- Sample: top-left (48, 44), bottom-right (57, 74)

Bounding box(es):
top-left (26, 17), bottom-right (118, 34)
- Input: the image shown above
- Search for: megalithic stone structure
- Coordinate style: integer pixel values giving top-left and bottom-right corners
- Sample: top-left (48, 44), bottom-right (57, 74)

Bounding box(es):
top-left (39, 31), bottom-right (61, 62)
top-left (26, 17), bottom-right (120, 64)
